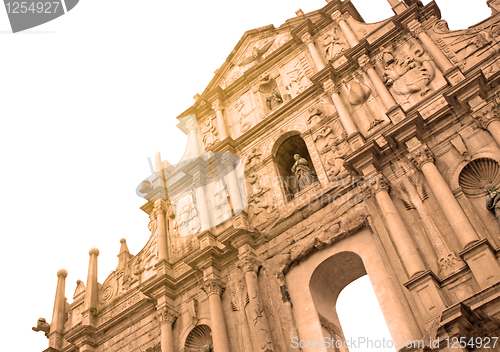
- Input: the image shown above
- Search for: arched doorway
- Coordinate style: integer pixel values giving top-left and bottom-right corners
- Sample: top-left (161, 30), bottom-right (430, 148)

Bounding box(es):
top-left (184, 324), bottom-right (213, 352)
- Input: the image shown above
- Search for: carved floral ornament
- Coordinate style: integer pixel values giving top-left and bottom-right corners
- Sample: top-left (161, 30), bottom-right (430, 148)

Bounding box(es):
top-left (362, 174), bottom-right (391, 196)
top-left (237, 255), bottom-right (260, 273)
top-left (158, 306), bottom-right (179, 325)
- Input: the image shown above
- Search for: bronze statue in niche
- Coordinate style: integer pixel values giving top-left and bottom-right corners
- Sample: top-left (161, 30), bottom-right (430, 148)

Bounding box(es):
top-left (486, 184), bottom-right (500, 228)
top-left (291, 154), bottom-right (316, 191)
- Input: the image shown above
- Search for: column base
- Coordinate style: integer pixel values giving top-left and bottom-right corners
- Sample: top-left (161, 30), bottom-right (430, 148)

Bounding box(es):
top-left (386, 106), bottom-right (406, 124)
top-left (459, 239), bottom-right (500, 290)
top-left (444, 67), bottom-right (465, 86)
top-left (347, 132), bottom-right (365, 150)
top-left (405, 270), bottom-right (448, 322)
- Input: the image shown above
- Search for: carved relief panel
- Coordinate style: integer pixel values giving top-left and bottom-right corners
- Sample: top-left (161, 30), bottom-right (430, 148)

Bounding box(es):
top-left (221, 32), bottom-right (292, 89)
top-left (246, 171), bottom-right (280, 231)
top-left (374, 35), bottom-right (447, 110)
top-left (429, 18), bottom-right (500, 72)
top-left (280, 57), bottom-right (312, 100)
top-left (226, 90), bottom-right (260, 139)
top-left (316, 24), bottom-right (348, 62)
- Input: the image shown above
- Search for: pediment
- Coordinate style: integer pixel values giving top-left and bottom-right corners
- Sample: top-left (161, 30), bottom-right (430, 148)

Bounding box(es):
top-left (219, 28), bottom-right (293, 89)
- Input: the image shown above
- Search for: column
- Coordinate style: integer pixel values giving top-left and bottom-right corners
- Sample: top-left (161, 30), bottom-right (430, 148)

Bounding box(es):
top-left (408, 20), bottom-right (454, 74)
top-left (238, 256), bottom-right (274, 352)
top-left (84, 248), bottom-right (99, 311)
top-left (212, 100), bottom-right (228, 141)
top-left (331, 11), bottom-right (358, 48)
top-left (323, 79), bottom-right (358, 136)
top-left (301, 33), bottom-right (325, 71)
top-left (201, 278), bottom-right (231, 352)
top-left (159, 307), bottom-right (178, 352)
top-left (368, 175), bottom-right (427, 278)
top-left (358, 54), bottom-right (397, 111)
top-left (154, 199), bottom-right (169, 261)
top-left (48, 269), bottom-right (67, 350)
top-left (406, 143), bottom-right (479, 248)
top-left (186, 116), bottom-right (202, 158)
top-left (193, 170), bottom-right (211, 231)
top-left (471, 102), bottom-right (500, 148)
top-left (222, 153), bottom-right (244, 214)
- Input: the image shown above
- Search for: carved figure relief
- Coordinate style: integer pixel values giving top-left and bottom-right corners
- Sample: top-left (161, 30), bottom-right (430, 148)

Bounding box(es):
top-left (246, 147), bottom-right (262, 170)
top-left (246, 173), bottom-right (279, 230)
top-left (291, 154), bottom-right (317, 191)
top-left (177, 192), bottom-right (201, 237)
top-left (230, 277), bottom-right (253, 352)
top-left (486, 184), bottom-right (500, 229)
top-left (381, 47), bottom-right (435, 101)
top-left (32, 318), bottom-right (50, 337)
top-left (201, 117), bottom-right (219, 148)
top-left (431, 17), bottom-right (500, 70)
top-left (314, 120), bottom-right (350, 181)
top-left (259, 75), bottom-right (283, 112)
top-left (319, 26), bottom-right (347, 61)
top-left (227, 92), bottom-right (259, 139)
top-left (285, 62), bottom-right (307, 98)
top-left (238, 39), bottom-right (275, 66)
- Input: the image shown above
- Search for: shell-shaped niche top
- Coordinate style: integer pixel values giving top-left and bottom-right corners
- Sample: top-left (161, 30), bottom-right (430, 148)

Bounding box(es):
top-left (348, 80), bottom-right (371, 105)
top-left (185, 324), bottom-right (213, 352)
top-left (459, 158), bottom-right (500, 197)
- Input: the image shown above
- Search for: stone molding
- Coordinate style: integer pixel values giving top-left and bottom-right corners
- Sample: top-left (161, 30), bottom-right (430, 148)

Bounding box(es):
top-left (471, 102), bottom-right (500, 130)
top-left (201, 278), bottom-right (226, 297)
top-left (407, 144), bottom-right (434, 170)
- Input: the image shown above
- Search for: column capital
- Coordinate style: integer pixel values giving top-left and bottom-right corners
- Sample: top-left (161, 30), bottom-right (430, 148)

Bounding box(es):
top-left (407, 144), bottom-right (434, 170)
top-left (237, 255), bottom-right (260, 273)
top-left (301, 32), bottom-right (313, 45)
top-left (185, 117), bottom-right (199, 132)
top-left (471, 102), bottom-right (500, 130)
top-left (331, 10), bottom-right (349, 23)
top-left (153, 199), bottom-right (167, 217)
top-left (323, 79), bottom-right (341, 95)
top-left (364, 174), bottom-right (391, 196)
top-left (201, 278), bottom-right (226, 297)
top-left (192, 170), bottom-right (210, 188)
top-left (158, 306), bottom-right (179, 325)
top-left (358, 54), bottom-right (377, 72)
top-left (408, 20), bottom-right (424, 37)
top-left (211, 99), bottom-right (224, 113)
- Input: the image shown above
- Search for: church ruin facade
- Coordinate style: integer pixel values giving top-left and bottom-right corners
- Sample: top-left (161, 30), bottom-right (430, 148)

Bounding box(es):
top-left (36, 0), bottom-right (500, 351)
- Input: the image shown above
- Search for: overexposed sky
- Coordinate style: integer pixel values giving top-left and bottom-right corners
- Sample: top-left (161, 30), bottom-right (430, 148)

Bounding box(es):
top-left (0, 1), bottom-right (491, 351)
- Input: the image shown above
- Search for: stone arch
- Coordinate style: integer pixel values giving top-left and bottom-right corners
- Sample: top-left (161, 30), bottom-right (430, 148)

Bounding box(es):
top-left (285, 228), bottom-right (420, 351)
top-left (263, 123), bottom-right (308, 159)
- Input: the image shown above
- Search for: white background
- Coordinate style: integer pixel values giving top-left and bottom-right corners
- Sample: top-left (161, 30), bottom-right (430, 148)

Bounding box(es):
top-left (0, 0), bottom-right (490, 351)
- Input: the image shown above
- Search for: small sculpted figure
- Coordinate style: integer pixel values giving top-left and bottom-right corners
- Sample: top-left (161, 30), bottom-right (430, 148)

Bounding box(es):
top-left (486, 184), bottom-right (500, 228)
top-left (291, 154), bottom-right (316, 191)
top-left (32, 317), bottom-right (50, 337)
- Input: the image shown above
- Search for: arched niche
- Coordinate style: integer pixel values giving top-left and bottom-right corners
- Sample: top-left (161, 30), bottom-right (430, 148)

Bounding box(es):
top-left (285, 228), bottom-right (420, 352)
top-left (184, 324), bottom-right (213, 352)
top-left (272, 132), bottom-right (317, 200)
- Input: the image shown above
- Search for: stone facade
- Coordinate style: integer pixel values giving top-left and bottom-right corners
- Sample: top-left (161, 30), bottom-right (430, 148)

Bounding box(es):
top-left (35, 1), bottom-right (500, 351)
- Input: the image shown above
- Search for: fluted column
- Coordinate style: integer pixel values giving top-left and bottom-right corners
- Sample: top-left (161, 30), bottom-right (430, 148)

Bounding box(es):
top-left (301, 33), bottom-right (325, 71)
top-left (212, 100), bottom-right (228, 141)
top-left (408, 20), bottom-right (454, 74)
top-left (193, 170), bottom-right (211, 231)
top-left (407, 143), bottom-right (480, 248)
top-left (367, 175), bottom-right (427, 278)
top-left (48, 269), bottom-right (67, 350)
top-left (358, 54), bottom-right (397, 111)
top-left (331, 11), bottom-right (358, 47)
top-left (159, 307), bottom-right (178, 352)
top-left (238, 256), bottom-right (274, 352)
top-left (323, 79), bottom-right (358, 136)
top-left (471, 102), bottom-right (500, 148)
top-left (154, 199), bottom-right (169, 261)
top-left (201, 278), bottom-right (230, 352)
